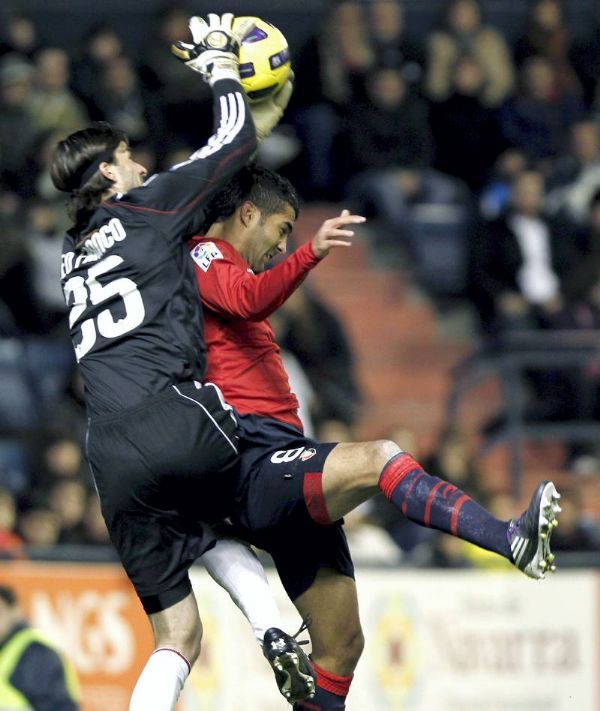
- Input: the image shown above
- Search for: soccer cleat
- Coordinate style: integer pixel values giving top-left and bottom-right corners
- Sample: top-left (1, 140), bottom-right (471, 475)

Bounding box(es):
top-left (263, 626), bottom-right (316, 704)
top-left (507, 481), bottom-right (561, 579)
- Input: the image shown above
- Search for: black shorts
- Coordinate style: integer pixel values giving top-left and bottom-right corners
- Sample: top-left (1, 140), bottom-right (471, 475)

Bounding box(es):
top-left (231, 414), bottom-right (354, 601)
top-left (86, 382), bottom-right (239, 614)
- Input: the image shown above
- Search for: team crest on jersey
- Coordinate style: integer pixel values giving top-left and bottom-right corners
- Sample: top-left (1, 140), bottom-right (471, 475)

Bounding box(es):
top-left (191, 241), bottom-right (223, 272)
top-left (300, 448), bottom-right (317, 461)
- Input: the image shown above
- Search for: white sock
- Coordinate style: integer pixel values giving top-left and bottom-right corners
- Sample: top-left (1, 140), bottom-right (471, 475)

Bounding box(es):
top-left (129, 648), bottom-right (190, 711)
top-left (200, 536), bottom-right (282, 643)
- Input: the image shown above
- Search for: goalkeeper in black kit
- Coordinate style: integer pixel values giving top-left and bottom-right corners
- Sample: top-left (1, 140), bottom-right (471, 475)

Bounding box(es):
top-left (50, 14), bottom-right (306, 710)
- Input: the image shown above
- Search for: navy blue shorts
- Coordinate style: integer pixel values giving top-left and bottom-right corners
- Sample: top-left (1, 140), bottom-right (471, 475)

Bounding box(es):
top-left (231, 414), bottom-right (354, 601)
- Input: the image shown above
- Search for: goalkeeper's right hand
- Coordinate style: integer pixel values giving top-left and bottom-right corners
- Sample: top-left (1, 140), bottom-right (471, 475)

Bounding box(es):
top-left (171, 13), bottom-right (254, 86)
top-left (251, 74), bottom-right (294, 142)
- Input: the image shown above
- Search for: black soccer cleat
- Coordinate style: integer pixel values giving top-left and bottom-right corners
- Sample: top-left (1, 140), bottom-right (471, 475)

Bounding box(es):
top-left (507, 481), bottom-right (561, 579)
top-left (262, 627), bottom-right (316, 704)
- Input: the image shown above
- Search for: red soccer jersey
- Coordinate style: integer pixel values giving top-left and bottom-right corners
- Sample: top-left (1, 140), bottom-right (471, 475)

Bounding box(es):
top-left (189, 237), bottom-right (321, 431)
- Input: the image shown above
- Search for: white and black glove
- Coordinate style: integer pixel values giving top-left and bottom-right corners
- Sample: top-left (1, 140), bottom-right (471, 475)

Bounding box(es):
top-left (251, 74), bottom-right (294, 142)
top-left (171, 13), bottom-right (254, 85)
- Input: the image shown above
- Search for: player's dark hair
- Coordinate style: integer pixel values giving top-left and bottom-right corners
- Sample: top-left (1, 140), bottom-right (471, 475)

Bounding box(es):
top-left (50, 121), bottom-right (128, 229)
top-left (202, 164), bottom-right (300, 232)
top-left (0, 585), bottom-right (18, 607)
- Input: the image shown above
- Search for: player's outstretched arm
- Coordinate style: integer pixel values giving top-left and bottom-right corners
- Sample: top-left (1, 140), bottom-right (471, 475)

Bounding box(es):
top-left (115, 14), bottom-right (257, 240)
top-left (311, 209), bottom-right (366, 259)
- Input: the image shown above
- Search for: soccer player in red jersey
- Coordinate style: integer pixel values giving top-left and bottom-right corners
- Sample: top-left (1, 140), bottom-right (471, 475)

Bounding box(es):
top-left (190, 165), bottom-right (561, 711)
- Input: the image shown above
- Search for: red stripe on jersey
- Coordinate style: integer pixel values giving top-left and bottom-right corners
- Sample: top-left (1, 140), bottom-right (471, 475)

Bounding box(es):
top-left (303, 472), bottom-right (332, 525)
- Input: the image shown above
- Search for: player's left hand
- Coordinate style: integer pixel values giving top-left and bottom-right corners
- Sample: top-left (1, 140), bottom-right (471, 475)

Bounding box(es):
top-left (311, 209), bottom-right (366, 259)
top-left (251, 72), bottom-right (294, 142)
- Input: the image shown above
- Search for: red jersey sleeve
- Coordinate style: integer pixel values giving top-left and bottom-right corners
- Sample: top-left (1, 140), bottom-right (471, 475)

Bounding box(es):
top-left (190, 239), bottom-right (320, 321)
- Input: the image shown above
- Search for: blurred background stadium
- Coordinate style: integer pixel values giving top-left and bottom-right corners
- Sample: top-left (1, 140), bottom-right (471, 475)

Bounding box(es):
top-left (0, 0), bottom-right (599, 708)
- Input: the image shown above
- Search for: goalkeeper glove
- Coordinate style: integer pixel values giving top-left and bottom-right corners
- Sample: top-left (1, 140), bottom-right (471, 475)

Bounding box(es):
top-left (251, 74), bottom-right (294, 142)
top-left (171, 13), bottom-right (254, 85)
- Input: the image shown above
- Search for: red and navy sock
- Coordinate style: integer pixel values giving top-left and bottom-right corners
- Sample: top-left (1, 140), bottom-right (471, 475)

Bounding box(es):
top-left (294, 662), bottom-right (352, 710)
top-left (379, 452), bottom-right (511, 558)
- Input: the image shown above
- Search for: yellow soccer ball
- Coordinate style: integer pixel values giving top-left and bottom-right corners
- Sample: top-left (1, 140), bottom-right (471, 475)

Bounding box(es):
top-left (233, 16), bottom-right (291, 103)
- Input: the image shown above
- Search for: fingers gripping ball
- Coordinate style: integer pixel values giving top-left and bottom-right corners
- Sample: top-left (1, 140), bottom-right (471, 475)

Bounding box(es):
top-left (233, 17), bottom-right (291, 103)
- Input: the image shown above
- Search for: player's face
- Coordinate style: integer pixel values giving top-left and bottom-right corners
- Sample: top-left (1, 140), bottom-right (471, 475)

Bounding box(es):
top-left (247, 203), bottom-right (296, 272)
top-left (106, 141), bottom-right (147, 193)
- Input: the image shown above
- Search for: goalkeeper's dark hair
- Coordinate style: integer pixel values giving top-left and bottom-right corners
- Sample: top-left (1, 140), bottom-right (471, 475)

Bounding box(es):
top-left (202, 164), bottom-right (300, 232)
top-left (50, 122), bottom-right (128, 229)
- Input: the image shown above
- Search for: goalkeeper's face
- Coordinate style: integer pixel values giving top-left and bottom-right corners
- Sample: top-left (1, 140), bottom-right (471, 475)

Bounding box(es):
top-left (245, 202), bottom-right (295, 272)
top-left (103, 141), bottom-right (147, 194)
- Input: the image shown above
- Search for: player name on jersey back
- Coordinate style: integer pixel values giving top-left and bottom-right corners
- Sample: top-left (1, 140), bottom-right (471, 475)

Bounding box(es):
top-left (61, 217), bottom-right (127, 278)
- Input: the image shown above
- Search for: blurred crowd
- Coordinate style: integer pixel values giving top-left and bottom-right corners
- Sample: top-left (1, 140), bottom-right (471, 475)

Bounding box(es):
top-left (1, 0), bottom-right (600, 561)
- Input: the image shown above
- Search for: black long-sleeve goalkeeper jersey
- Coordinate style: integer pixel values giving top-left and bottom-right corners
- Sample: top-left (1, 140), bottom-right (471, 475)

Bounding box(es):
top-left (60, 80), bottom-right (257, 416)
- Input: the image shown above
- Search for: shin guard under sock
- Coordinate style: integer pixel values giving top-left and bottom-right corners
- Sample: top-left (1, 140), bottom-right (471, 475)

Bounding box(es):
top-left (379, 452), bottom-right (511, 558)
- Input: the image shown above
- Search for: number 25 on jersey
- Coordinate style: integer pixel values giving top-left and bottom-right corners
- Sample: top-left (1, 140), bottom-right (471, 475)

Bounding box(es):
top-left (63, 255), bottom-right (145, 361)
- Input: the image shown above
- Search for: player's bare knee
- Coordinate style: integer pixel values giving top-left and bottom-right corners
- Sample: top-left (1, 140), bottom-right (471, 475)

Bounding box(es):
top-left (367, 439), bottom-right (402, 480)
top-left (342, 624), bottom-right (365, 668)
top-left (315, 623), bottom-right (364, 673)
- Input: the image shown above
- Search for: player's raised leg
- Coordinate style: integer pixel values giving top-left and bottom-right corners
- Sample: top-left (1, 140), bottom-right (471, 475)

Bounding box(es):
top-left (320, 441), bottom-right (560, 579)
top-left (291, 569), bottom-right (364, 711)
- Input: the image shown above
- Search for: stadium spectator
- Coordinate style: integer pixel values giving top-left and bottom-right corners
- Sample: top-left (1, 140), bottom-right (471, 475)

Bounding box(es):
top-left (343, 64), bottom-right (466, 259)
top-left (343, 65), bottom-right (433, 178)
top-left (276, 283), bottom-right (363, 432)
top-left (499, 55), bottom-right (584, 164)
top-left (468, 170), bottom-right (583, 335)
top-left (546, 119), bottom-right (600, 225)
top-left (425, 0), bottom-right (515, 108)
top-left (47, 479), bottom-right (88, 545)
top-left (0, 12), bottom-right (42, 61)
top-left (138, 4), bottom-right (212, 155)
top-left (70, 23), bottom-right (124, 118)
top-left (514, 0), bottom-right (582, 95)
top-left (0, 55), bottom-right (37, 195)
top-left (27, 48), bottom-right (88, 138)
top-left (0, 585), bottom-right (80, 710)
top-left (479, 148), bottom-right (528, 219)
top-left (367, 0), bottom-right (424, 80)
top-left (0, 205), bottom-right (46, 336)
top-left (94, 54), bottom-right (165, 152)
top-left (289, 0), bottom-right (375, 199)
top-left (571, 23), bottom-right (600, 108)
top-left (23, 200), bottom-right (68, 334)
top-left (17, 508), bottom-right (61, 547)
top-left (430, 54), bottom-right (505, 191)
